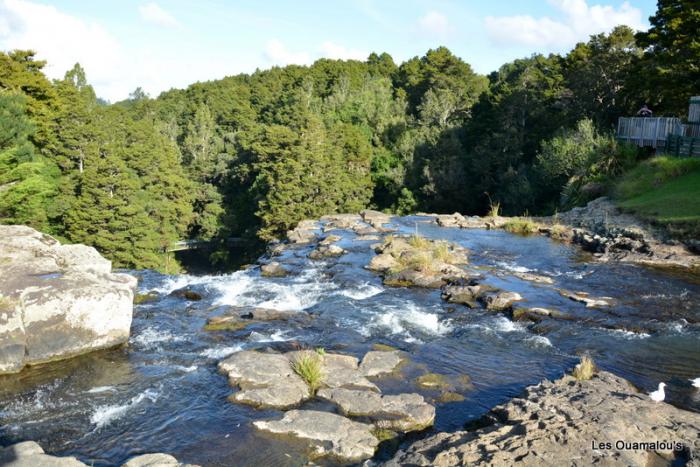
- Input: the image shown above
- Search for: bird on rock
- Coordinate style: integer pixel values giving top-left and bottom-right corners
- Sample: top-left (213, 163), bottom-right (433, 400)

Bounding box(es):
top-left (649, 382), bottom-right (666, 402)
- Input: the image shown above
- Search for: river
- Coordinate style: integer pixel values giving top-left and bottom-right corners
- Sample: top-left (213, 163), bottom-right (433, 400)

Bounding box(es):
top-left (1, 216), bottom-right (699, 466)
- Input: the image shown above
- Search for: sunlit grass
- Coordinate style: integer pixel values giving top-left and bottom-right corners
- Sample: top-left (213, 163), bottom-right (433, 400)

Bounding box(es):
top-left (503, 217), bottom-right (539, 235)
top-left (572, 355), bottom-right (596, 381)
top-left (291, 351), bottom-right (324, 394)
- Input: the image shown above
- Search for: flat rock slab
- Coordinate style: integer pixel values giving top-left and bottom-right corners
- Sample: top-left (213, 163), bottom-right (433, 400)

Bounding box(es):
top-left (385, 371), bottom-right (700, 466)
top-left (219, 351), bottom-right (310, 408)
top-left (359, 350), bottom-right (402, 377)
top-left (318, 388), bottom-right (435, 432)
top-left (254, 410), bottom-right (379, 462)
top-left (219, 351), bottom-right (381, 408)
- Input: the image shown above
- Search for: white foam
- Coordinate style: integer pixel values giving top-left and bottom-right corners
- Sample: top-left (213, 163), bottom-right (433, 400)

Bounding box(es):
top-left (526, 335), bottom-right (553, 348)
top-left (606, 328), bottom-right (651, 339)
top-left (492, 316), bottom-right (524, 333)
top-left (131, 328), bottom-right (184, 349)
top-left (87, 386), bottom-right (116, 394)
top-left (200, 344), bottom-right (244, 359)
top-left (171, 364), bottom-right (198, 373)
top-left (338, 283), bottom-right (383, 300)
top-left (90, 389), bottom-right (159, 428)
top-left (368, 302), bottom-right (452, 338)
top-left (249, 330), bottom-right (291, 342)
top-left (496, 261), bottom-right (533, 274)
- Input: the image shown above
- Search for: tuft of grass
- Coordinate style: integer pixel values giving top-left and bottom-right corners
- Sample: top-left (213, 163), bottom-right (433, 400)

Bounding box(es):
top-left (291, 351), bottom-right (324, 394)
top-left (432, 241), bottom-right (453, 263)
top-left (572, 355), bottom-right (597, 381)
top-left (548, 223), bottom-right (569, 240)
top-left (503, 217), bottom-right (540, 235)
top-left (488, 200), bottom-right (501, 218)
top-left (408, 234), bottom-right (431, 250)
top-left (407, 251), bottom-right (436, 273)
top-left (315, 347), bottom-right (326, 356)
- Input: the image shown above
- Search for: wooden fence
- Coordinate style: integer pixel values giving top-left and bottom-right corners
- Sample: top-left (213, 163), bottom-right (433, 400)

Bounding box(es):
top-left (616, 117), bottom-right (683, 148)
top-left (665, 134), bottom-right (700, 158)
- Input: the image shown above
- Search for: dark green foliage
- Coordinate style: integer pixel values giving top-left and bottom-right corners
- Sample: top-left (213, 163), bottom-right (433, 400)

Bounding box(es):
top-left (634, 0), bottom-right (700, 115)
top-left (0, 0), bottom-right (694, 269)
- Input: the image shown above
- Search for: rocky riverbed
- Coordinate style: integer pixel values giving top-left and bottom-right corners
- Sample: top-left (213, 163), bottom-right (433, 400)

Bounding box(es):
top-left (1, 212), bottom-right (699, 466)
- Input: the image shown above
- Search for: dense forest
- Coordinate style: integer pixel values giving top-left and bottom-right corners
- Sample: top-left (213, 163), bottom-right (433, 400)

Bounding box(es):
top-left (0, 0), bottom-right (697, 271)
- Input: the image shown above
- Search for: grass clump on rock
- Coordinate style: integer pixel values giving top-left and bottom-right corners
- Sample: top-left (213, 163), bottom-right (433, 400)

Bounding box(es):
top-left (572, 355), bottom-right (597, 381)
top-left (291, 351), bottom-right (324, 394)
top-left (503, 217), bottom-right (540, 235)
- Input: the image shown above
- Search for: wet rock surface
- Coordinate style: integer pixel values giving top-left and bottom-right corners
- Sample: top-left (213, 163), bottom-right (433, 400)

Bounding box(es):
top-left (318, 388), bottom-right (435, 432)
top-left (254, 410), bottom-right (379, 462)
top-left (427, 197), bottom-right (700, 270)
top-left (260, 261), bottom-right (289, 277)
top-left (0, 225), bottom-right (136, 375)
top-left (0, 441), bottom-right (196, 467)
top-left (386, 371), bottom-right (700, 466)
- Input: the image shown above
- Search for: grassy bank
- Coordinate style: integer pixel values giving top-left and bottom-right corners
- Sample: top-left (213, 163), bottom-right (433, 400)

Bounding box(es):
top-left (613, 156), bottom-right (700, 238)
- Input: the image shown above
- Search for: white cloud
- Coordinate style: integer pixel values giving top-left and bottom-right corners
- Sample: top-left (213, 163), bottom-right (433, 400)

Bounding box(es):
top-left (320, 41), bottom-right (367, 61)
top-left (264, 39), bottom-right (367, 66)
top-left (0, 0), bottom-right (247, 102)
top-left (417, 10), bottom-right (452, 39)
top-left (138, 2), bottom-right (179, 28)
top-left (264, 39), bottom-right (312, 66)
top-left (484, 0), bottom-right (645, 49)
top-left (0, 0), bottom-right (126, 97)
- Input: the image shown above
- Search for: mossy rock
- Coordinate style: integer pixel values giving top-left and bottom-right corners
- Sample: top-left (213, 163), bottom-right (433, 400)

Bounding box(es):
top-left (203, 318), bottom-right (251, 331)
top-left (437, 391), bottom-right (465, 403)
top-left (134, 292), bottom-right (159, 305)
top-left (415, 372), bottom-right (451, 389)
top-left (371, 343), bottom-right (398, 352)
top-left (372, 427), bottom-right (399, 442)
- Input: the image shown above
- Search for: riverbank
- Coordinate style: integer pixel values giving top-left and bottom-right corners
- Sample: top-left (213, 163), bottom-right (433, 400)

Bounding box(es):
top-left (426, 197), bottom-right (700, 272)
top-left (385, 369), bottom-right (700, 466)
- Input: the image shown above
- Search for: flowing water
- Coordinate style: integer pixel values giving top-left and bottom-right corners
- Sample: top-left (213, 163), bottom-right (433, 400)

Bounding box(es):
top-left (1, 216), bottom-right (699, 466)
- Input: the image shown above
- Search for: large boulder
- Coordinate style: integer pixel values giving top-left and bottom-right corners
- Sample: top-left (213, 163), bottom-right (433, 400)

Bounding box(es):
top-left (254, 410), bottom-right (379, 462)
top-left (0, 225), bottom-right (136, 374)
top-left (385, 371), bottom-right (700, 466)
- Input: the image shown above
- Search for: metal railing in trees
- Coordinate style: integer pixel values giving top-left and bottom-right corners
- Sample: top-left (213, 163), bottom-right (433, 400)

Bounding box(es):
top-left (616, 117), bottom-right (683, 148)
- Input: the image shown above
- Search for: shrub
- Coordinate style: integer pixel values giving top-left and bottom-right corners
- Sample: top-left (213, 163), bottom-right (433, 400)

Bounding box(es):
top-left (488, 200), bottom-right (501, 218)
top-left (291, 351), bottom-right (324, 393)
top-left (572, 355), bottom-right (596, 381)
top-left (503, 217), bottom-right (539, 235)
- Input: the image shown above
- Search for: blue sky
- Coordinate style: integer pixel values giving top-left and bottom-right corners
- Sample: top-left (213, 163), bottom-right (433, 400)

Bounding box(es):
top-left (0, 0), bottom-right (657, 101)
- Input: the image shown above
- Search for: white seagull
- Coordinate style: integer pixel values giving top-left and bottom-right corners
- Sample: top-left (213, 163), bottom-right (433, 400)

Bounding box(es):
top-left (690, 378), bottom-right (700, 388)
top-left (649, 382), bottom-right (666, 402)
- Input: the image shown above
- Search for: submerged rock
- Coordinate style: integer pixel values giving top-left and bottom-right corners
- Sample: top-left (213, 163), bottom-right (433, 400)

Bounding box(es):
top-left (441, 284), bottom-right (494, 308)
top-left (318, 388), bottom-right (435, 432)
top-left (481, 291), bottom-right (523, 311)
top-left (308, 243), bottom-right (346, 260)
top-left (260, 261), bottom-right (288, 277)
top-left (558, 289), bottom-right (612, 307)
top-left (385, 371), bottom-right (700, 466)
top-left (0, 225), bottom-right (136, 375)
top-left (254, 410), bottom-right (379, 462)
top-left (169, 287), bottom-right (203, 301)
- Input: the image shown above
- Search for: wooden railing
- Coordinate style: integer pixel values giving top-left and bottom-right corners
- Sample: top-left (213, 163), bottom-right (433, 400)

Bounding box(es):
top-left (616, 117), bottom-right (683, 148)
